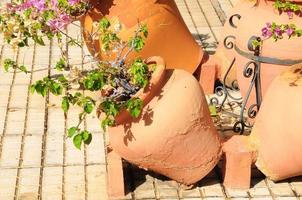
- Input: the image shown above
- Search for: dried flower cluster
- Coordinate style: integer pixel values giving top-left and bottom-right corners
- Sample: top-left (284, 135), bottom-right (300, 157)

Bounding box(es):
top-left (0, 0), bottom-right (90, 49)
top-left (261, 22), bottom-right (302, 41)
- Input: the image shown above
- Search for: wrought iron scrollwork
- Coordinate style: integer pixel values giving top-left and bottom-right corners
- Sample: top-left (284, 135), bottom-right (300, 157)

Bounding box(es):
top-left (233, 121), bottom-right (245, 134)
top-left (248, 104), bottom-right (258, 119)
top-left (229, 14), bottom-right (241, 28)
top-left (210, 14), bottom-right (267, 134)
top-left (224, 35), bottom-right (236, 49)
top-left (232, 60), bottom-right (261, 134)
top-left (211, 14), bottom-right (302, 134)
top-left (211, 58), bottom-right (242, 110)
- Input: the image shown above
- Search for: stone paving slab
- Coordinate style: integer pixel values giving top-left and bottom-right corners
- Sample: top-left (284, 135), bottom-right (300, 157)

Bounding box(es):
top-left (1, 0), bottom-right (302, 200)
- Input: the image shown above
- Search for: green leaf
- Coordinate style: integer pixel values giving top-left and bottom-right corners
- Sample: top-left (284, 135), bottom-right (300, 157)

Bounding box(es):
top-left (55, 58), bottom-right (66, 71)
top-left (209, 104), bottom-right (217, 117)
top-left (18, 41), bottom-right (26, 47)
top-left (62, 96), bottom-right (70, 113)
top-left (99, 17), bottom-right (111, 30)
top-left (29, 85), bottom-right (36, 94)
top-left (57, 75), bottom-right (69, 88)
top-left (19, 65), bottom-right (28, 73)
top-left (126, 98), bottom-right (143, 118)
top-left (50, 82), bottom-right (63, 95)
top-left (83, 71), bottom-right (105, 91)
top-left (251, 39), bottom-right (262, 49)
top-left (58, 0), bottom-right (69, 8)
top-left (140, 24), bottom-right (148, 38)
top-left (101, 117), bottom-right (115, 131)
top-left (33, 35), bottom-right (45, 46)
top-left (129, 36), bottom-right (145, 52)
top-left (3, 58), bottom-right (16, 72)
top-left (24, 8), bottom-right (32, 19)
top-left (82, 130), bottom-right (92, 145)
top-left (73, 134), bottom-right (83, 150)
top-left (83, 79), bottom-right (94, 89)
top-left (68, 127), bottom-right (78, 138)
top-left (84, 102), bottom-right (94, 114)
top-left (101, 100), bottom-right (120, 117)
top-left (128, 58), bottom-right (149, 88)
top-left (34, 81), bottom-right (47, 97)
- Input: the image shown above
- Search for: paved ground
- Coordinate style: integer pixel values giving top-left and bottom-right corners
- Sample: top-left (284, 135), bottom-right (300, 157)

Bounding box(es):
top-left (1, 0), bottom-right (302, 199)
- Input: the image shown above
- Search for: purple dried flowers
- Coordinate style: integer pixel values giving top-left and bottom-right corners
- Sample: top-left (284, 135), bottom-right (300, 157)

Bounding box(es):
top-left (47, 14), bottom-right (72, 32)
top-left (261, 22), bottom-right (302, 41)
top-left (0, 0), bottom-right (90, 49)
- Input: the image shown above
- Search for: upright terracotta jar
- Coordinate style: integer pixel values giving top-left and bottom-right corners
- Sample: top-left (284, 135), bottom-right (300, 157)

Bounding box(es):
top-left (108, 57), bottom-right (222, 185)
top-left (233, 0), bottom-right (302, 108)
top-left (82, 0), bottom-right (203, 73)
top-left (249, 63), bottom-right (302, 181)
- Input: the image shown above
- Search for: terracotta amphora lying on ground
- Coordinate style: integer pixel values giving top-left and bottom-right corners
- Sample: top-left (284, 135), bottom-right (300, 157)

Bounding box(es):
top-left (82, 0), bottom-right (203, 73)
top-left (249, 63), bottom-right (302, 181)
top-left (105, 57), bottom-right (222, 198)
top-left (223, 63), bottom-right (302, 189)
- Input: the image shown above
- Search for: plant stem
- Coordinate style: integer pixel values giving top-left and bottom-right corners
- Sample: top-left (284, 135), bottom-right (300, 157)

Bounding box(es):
top-left (58, 30), bottom-right (82, 47)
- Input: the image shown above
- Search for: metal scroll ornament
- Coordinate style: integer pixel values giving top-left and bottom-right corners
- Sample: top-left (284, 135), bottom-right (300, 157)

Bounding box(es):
top-left (210, 14), bottom-right (302, 134)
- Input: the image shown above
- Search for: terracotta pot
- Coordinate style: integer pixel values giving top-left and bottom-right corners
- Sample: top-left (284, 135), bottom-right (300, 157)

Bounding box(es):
top-left (82, 0), bottom-right (203, 73)
top-left (214, 0), bottom-right (255, 87)
top-left (249, 63), bottom-right (302, 181)
top-left (234, 0), bottom-right (302, 108)
top-left (107, 56), bottom-right (222, 185)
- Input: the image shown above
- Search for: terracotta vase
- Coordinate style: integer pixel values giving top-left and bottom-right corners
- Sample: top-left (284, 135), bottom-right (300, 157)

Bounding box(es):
top-left (214, 0), bottom-right (255, 87)
top-left (234, 0), bottom-right (302, 108)
top-left (249, 63), bottom-right (302, 181)
top-left (82, 0), bottom-right (203, 73)
top-left (107, 56), bottom-right (222, 185)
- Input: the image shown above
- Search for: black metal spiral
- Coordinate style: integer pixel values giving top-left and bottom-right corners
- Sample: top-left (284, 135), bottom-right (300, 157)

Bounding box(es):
top-left (248, 104), bottom-right (258, 119)
top-left (224, 35), bottom-right (236, 49)
top-left (233, 121), bottom-right (245, 134)
top-left (229, 14), bottom-right (242, 28)
top-left (243, 61), bottom-right (258, 78)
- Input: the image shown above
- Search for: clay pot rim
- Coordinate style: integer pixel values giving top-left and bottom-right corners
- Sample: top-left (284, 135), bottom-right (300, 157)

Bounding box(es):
top-left (100, 56), bottom-right (166, 125)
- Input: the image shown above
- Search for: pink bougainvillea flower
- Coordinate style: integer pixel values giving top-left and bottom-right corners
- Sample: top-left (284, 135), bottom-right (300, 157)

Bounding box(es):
top-left (286, 27), bottom-right (294, 37)
top-left (51, 0), bottom-right (58, 8)
top-left (266, 22), bottom-right (272, 28)
top-left (5, 3), bottom-right (16, 12)
top-left (274, 27), bottom-right (283, 37)
top-left (26, 0), bottom-right (46, 12)
top-left (69, 0), bottom-right (81, 6)
top-left (287, 10), bottom-right (294, 19)
top-left (47, 14), bottom-right (71, 32)
top-left (261, 27), bottom-right (273, 38)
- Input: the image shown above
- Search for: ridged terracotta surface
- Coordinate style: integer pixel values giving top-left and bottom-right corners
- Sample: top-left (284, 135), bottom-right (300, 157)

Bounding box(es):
top-left (108, 57), bottom-right (222, 185)
top-left (234, 0), bottom-right (302, 107)
top-left (82, 0), bottom-right (203, 73)
top-left (249, 63), bottom-right (302, 181)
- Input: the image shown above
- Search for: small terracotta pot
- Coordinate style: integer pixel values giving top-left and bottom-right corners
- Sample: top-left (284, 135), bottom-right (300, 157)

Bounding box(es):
top-left (214, 0), bottom-right (255, 87)
top-left (234, 0), bottom-right (302, 107)
top-left (82, 0), bottom-right (203, 73)
top-left (107, 56), bottom-right (222, 185)
top-left (249, 63), bottom-right (302, 181)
